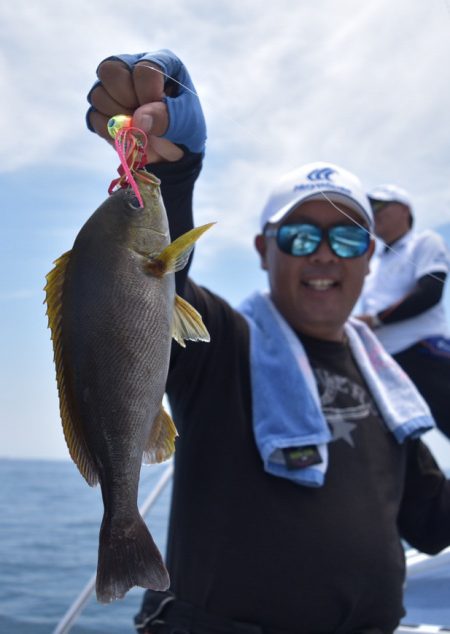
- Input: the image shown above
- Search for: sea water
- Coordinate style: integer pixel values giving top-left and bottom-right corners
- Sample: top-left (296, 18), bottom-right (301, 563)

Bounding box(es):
top-left (1, 458), bottom-right (450, 633)
top-left (0, 458), bottom-right (172, 633)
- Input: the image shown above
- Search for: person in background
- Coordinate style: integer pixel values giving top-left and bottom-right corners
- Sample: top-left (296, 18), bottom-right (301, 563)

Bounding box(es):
top-left (87, 50), bottom-right (450, 634)
top-left (358, 184), bottom-right (450, 439)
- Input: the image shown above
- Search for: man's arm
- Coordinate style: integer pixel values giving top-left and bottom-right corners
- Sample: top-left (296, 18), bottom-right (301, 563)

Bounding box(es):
top-left (398, 439), bottom-right (450, 554)
top-left (150, 154), bottom-right (203, 293)
top-left (362, 272), bottom-right (446, 329)
top-left (85, 50), bottom-right (206, 293)
top-left (358, 230), bottom-right (449, 329)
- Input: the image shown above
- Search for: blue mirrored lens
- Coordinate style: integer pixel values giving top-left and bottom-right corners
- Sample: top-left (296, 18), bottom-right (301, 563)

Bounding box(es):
top-left (328, 226), bottom-right (370, 258)
top-left (276, 223), bottom-right (370, 258)
top-left (277, 224), bottom-right (322, 256)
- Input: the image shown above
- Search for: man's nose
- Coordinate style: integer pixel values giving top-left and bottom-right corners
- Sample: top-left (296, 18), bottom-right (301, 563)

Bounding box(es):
top-left (309, 237), bottom-right (339, 263)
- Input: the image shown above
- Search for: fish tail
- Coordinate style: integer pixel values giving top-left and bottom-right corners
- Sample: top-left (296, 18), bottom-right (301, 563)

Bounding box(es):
top-left (96, 511), bottom-right (170, 603)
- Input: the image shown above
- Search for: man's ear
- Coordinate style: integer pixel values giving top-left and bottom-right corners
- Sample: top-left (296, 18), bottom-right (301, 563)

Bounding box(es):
top-left (254, 234), bottom-right (268, 271)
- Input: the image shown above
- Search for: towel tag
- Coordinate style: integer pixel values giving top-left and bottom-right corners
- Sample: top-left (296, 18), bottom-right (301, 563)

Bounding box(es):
top-left (282, 446), bottom-right (322, 470)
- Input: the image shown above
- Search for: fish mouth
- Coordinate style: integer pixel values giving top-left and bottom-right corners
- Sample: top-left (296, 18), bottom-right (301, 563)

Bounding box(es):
top-left (135, 170), bottom-right (161, 191)
top-left (135, 173), bottom-right (162, 209)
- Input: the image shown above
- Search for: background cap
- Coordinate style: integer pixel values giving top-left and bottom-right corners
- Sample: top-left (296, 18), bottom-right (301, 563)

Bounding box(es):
top-left (368, 184), bottom-right (413, 214)
top-left (259, 161), bottom-right (373, 231)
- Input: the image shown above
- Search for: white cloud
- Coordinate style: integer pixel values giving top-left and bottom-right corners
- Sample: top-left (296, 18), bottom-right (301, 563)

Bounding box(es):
top-left (2, 1), bottom-right (450, 220)
top-left (2, 0), bottom-right (450, 459)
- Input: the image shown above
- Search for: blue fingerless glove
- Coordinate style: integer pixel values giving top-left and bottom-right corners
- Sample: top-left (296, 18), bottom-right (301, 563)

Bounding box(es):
top-left (86, 49), bottom-right (206, 155)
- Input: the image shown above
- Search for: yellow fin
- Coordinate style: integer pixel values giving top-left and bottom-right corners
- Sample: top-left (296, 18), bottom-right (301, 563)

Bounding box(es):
top-left (44, 252), bottom-right (99, 486)
top-left (146, 223), bottom-right (215, 277)
top-left (143, 405), bottom-right (178, 464)
top-left (172, 294), bottom-right (211, 348)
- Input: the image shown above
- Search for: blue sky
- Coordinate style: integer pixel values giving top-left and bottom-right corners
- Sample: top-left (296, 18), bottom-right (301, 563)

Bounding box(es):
top-left (1, 0), bottom-right (450, 466)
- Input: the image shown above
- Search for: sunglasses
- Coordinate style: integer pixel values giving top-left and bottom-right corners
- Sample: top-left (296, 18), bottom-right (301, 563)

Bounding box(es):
top-left (369, 199), bottom-right (391, 214)
top-left (265, 222), bottom-right (371, 259)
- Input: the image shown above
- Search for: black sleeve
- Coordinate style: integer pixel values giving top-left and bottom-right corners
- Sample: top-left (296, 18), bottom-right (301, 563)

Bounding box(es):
top-left (167, 279), bottom-right (250, 432)
top-left (398, 439), bottom-right (450, 554)
top-left (147, 151), bottom-right (203, 295)
top-left (379, 272), bottom-right (446, 324)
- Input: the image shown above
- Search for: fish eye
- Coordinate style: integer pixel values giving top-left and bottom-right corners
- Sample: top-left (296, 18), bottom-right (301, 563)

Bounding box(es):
top-left (128, 196), bottom-right (142, 210)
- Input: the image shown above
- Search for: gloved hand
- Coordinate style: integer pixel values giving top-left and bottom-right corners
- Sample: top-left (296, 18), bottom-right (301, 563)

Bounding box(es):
top-left (86, 50), bottom-right (206, 163)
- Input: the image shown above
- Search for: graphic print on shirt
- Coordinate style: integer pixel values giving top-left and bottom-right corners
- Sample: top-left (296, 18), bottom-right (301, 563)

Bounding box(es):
top-left (313, 368), bottom-right (378, 447)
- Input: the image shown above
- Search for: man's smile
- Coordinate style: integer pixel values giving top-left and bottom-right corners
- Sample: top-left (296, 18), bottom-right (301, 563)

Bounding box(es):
top-left (302, 278), bottom-right (340, 291)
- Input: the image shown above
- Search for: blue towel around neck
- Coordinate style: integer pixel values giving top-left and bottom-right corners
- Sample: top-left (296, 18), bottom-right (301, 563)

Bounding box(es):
top-left (239, 291), bottom-right (434, 487)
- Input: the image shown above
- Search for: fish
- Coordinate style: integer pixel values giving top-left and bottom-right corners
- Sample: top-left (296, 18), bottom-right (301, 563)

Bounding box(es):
top-left (44, 170), bottom-right (212, 602)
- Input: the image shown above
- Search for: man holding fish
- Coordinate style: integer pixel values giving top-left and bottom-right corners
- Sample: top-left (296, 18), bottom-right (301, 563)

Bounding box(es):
top-left (85, 50), bottom-right (450, 633)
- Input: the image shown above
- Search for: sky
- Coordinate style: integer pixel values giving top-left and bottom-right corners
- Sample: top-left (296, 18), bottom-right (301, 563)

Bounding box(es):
top-left (1, 0), bottom-right (450, 466)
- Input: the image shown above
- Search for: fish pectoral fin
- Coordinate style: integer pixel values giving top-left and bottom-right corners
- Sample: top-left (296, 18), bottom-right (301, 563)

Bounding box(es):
top-left (143, 405), bottom-right (178, 464)
top-left (44, 251), bottom-right (99, 487)
top-left (172, 294), bottom-right (211, 348)
top-left (145, 223), bottom-right (215, 277)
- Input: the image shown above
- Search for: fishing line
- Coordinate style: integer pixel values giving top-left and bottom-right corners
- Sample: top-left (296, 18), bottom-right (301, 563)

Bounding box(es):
top-left (136, 63), bottom-right (268, 148)
top-left (320, 192), bottom-right (447, 286)
top-left (136, 64), bottom-right (448, 288)
top-left (138, 62), bottom-right (199, 98)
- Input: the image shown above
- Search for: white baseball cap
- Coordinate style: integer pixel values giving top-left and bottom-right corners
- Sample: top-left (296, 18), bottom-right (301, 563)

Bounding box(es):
top-left (259, 161), bottom-right (373, 231)
top-left (368, 184), bottom-right (413, 214)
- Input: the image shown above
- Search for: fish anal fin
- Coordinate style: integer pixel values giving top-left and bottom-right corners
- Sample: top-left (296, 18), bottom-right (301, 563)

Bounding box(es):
top-left (145, 223), bottom-right (215, 278)
top-left (143, 405), bottom-right (178, 464)
top-left (44, 251), bottom-right (99, 486)
top-left (172, 294), bottom-right (210, 348)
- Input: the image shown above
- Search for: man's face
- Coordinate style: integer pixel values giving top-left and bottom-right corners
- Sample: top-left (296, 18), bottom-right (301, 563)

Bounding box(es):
top-left (255, 199), bottom-right (375, 341)
top-left (373, 202), bottom-right (410, 244)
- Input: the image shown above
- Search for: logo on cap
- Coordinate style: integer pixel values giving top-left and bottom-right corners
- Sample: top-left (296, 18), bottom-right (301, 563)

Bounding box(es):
top-left (307, 167), bottom-right (336, 181)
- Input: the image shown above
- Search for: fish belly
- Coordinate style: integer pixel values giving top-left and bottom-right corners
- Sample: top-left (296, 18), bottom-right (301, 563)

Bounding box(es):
top-left (63, 243), bottom-right (174, 496)
top-left (62, 243), bottom-right (173, 599)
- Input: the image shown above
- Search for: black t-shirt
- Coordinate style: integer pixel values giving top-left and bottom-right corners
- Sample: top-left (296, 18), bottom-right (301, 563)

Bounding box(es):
top-left (165, 283), bottom-right (450, 634)
top-left (300, 332), bottom-right (386, 450)
top-left (148, 157), bottom-right (450, 634)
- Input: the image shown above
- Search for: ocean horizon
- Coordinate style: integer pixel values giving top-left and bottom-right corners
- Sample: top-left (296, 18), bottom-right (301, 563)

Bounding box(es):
top-left (0, 458), bottom-right (172, 633)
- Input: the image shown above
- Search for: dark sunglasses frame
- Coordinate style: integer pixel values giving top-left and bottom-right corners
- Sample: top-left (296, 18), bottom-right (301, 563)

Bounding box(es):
top-left (265, 222), bottom-right (371, 259)
top-left (369, 199), bottom-right (393, 214)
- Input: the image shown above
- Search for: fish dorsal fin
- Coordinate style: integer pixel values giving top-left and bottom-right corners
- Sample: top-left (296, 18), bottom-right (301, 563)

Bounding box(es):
top-left (172, 294), bottom-right (211, 348)
top-left (143, 404), bottom-right (178, 464)
top-left (146, 223), bottom-right (215, 277)
top-left (44, 252), bottom-right (99, 486)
